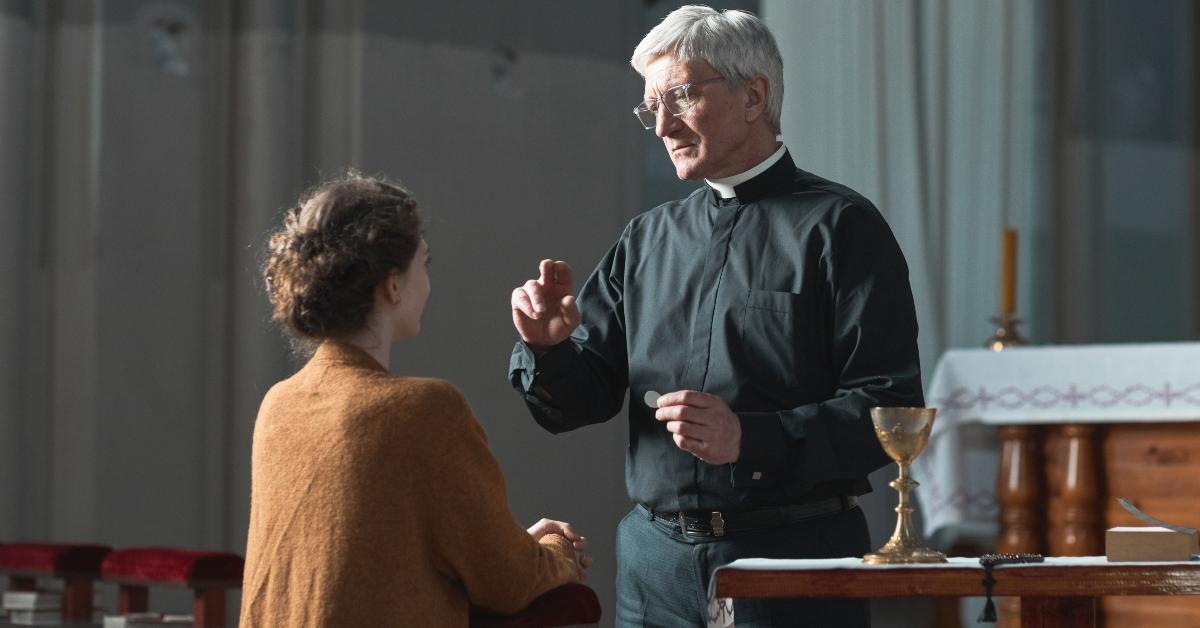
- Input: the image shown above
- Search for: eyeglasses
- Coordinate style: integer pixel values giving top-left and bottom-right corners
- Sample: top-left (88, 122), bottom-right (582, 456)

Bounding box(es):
top-left (632, 76), bottom-right (726, 130)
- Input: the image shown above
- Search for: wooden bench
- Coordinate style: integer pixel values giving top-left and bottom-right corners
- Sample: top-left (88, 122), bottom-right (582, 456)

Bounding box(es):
top-left (100, 547), bottom-right (244, 628)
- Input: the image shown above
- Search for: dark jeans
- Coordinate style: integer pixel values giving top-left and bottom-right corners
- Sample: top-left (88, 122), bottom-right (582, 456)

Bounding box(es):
top-left (615, 504), bottom-right (872, 628)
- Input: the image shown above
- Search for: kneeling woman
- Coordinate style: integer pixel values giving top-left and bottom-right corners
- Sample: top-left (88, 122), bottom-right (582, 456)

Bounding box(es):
top-left (241, 173), bottom-right (587, 626)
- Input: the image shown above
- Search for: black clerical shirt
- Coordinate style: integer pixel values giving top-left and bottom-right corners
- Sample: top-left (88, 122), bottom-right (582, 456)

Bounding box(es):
top-left (509, 151), bottom-right (923, 513)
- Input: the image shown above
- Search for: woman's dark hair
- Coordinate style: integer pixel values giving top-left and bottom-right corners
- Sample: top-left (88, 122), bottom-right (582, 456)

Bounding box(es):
top-left (263, 171), bottom-right (422, 343)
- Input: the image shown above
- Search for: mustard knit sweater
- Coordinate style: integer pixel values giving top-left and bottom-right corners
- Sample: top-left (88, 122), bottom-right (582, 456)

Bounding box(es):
top-left (240, 341), bottom-right (580, 627)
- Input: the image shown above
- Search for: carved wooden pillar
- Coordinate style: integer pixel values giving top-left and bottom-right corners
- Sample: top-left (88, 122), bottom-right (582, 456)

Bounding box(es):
top-left (1046, 424), bottom-right (1103, 556)
top-left (998, 425), bottom-right (1044, 553)
top-left (997, 425), bottom-right (1044, 628)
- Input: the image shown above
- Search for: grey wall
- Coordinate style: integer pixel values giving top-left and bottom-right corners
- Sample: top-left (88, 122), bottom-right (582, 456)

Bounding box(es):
top-left (0, 0), bottom-right (643, 622)
top-left (0, 0), bottom-right (36, 543)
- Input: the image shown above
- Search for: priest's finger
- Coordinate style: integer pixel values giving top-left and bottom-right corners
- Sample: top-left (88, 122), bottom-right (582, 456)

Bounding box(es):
top-left (511, 287), bottom-right (537, 320)
top-left (657, 389), bottom-right (714, 409)
top-left (548, 260), bottom-right (573, 289)
top-left (522, 278), bottom-right (547, 316)
top-left (537, 259), bottom-right (555, 286)
top-left (662, 418), bottom-right (708, 442)
top-left (560, 295), bottom-right (581, 329)
top-left (672, 433), bottom-right (704, 454)
top-left (655, 405), bottom-right (709, 424)
top-left (655, 406), bottom-right (687, 423)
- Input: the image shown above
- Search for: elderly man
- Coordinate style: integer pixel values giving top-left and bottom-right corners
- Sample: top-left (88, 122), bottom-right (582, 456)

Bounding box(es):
top-left (508, 6), bottom-right (923, 627)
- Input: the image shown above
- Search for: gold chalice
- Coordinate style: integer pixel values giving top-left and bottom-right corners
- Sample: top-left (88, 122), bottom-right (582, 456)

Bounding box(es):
top-left (863, 407), bottom-right (947, 564)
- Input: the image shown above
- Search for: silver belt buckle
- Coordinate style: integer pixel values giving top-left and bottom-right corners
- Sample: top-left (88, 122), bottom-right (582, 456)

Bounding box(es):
top-left (677, 512), bottom-right (696, 536)
top-left (710, 511), bottom-right (725, 537)
top-left (678, 511), bottom-right (726, 537)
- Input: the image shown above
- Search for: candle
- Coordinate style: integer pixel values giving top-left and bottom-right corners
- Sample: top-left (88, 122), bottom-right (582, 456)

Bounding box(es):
top-left (1000, 228), bottom-right (1017, 315)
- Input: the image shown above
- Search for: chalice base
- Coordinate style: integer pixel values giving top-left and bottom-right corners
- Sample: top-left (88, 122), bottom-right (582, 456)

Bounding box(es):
top-left (863, 544), bottom-right (947, 565)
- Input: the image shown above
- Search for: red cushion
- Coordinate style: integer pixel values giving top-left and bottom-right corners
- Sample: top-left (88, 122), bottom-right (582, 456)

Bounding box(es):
top-left (469, 583), bottom-right (602, 627)
top-left (101, 548), bottom-right (243, 584)
top-left (0, 543), bottom-right (112, 576)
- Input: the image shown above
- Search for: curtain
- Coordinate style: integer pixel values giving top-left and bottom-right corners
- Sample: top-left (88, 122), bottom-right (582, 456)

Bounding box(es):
top-left (763, 0), bottom-right (1052, 378)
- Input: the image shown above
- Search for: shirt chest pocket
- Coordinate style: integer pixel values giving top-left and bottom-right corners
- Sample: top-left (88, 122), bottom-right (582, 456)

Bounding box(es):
top-left (735, 288), bottom-right (823, 388)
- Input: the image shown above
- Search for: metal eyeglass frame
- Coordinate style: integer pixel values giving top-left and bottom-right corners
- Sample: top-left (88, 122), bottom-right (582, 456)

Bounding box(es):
top-left (632, 76), bottom-right (727, 130)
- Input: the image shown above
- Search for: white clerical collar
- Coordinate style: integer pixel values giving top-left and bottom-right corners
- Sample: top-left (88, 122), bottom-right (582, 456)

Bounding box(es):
top-left (705, 143), bottom-right (787, 199)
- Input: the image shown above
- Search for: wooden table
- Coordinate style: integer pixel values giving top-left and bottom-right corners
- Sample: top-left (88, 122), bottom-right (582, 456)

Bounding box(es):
top-left (995, 422), bottom-right (1200, 625)
top-left (709, 557), bottom-right (1200, 627)
top-left (917, 343), bottom-right (1200, 625)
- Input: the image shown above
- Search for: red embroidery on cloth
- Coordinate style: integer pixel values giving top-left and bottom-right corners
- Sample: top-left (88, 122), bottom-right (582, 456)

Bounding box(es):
top-left (935, 383), bottom-right (1200, 411)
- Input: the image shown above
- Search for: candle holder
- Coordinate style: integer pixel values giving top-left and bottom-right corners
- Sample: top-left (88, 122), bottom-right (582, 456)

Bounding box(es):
top-left (986, 313), bottom-right (1027, 351)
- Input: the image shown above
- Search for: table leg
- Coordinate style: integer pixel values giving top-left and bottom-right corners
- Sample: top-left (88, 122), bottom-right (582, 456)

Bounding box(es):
top-left (193, 588), bottom-right (227, 627)
top-left (1047, 424), bottom-right (1102, 556)
top-left (119, 584), bottom-right (149, 613)
top-left (998, 425), bottom-right (1044, 553)
top-left (1019, 596), bottom-right (1096, 627)
top-left (998, 426), bottom-right (1044, 628)
top-left (62, 578), bottom-right (94, 622)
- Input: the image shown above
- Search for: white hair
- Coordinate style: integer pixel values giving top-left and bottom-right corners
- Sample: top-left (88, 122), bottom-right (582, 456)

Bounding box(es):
top-left (631, 5), bottom-right (784, 134)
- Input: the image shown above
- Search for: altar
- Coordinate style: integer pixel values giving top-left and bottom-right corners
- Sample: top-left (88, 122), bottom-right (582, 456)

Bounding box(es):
top-left (913, 342), bottom-right (1200, 626)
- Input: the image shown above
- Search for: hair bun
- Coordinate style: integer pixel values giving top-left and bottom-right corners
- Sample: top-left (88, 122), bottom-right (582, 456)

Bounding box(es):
top-left (262, 171), bottom-right (424, 345)
top-left (292, 232), bottom-right (323, 260)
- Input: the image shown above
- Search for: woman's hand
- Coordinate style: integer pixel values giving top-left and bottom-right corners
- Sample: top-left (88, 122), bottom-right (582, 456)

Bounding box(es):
top-left (528, 517), bottom-right (593, 578)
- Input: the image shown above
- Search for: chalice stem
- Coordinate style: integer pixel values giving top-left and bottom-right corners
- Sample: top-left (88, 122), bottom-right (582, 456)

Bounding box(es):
top-left (890, 462), bottom-right (917, 545)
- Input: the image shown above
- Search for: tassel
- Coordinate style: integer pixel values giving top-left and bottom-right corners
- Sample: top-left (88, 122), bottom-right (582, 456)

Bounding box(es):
top-left (977, 596), bottom-right (997, 623)
top-left (975, 553), bottom-right (1042, 623)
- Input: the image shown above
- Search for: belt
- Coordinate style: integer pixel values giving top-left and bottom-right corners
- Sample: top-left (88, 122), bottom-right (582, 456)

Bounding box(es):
top-left (648, 496), bottom-right (858, 538)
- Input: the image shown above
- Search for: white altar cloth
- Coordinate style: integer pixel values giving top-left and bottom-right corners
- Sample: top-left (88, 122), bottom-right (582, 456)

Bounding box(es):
top-left (912, 342), bottom-right (1200, 544)
top-left (716, 555), bottom-right (1198, 572)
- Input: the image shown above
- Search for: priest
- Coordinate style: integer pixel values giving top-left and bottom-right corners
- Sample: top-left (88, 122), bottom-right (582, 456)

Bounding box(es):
top-left (508, 5), bottom-right (924, 626)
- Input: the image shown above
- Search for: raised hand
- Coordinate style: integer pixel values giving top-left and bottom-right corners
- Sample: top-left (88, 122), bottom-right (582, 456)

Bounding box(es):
top-left (653, 390), bottom-right (742, 464)
top-left (511, 259), bottom-right (581, 348)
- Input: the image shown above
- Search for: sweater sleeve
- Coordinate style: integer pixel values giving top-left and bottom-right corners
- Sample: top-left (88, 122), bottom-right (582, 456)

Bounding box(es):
top-left (419, 381), bottom-right (581, 614)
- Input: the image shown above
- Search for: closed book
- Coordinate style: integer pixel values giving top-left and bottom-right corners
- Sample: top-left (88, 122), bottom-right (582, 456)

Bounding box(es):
top-left (2, 590), bottom-right (61, 611)
top-left (13, 608), bottom-right (104, 625)
top-left (8, 608), bottom-right (62, 626)
top-left (104, 613), bottom-right (164, 628)
top-left (104, 612), bottom-right (192, 627)
top-left (1106, 526), bottom-right (1199, 562)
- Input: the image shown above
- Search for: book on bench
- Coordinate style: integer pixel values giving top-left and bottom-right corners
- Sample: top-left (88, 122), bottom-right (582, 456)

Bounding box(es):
top-left (9, 608), bottom-right (104, 625)
top-left (2, 590), bottom-right (61, 611)
top-left (3, 589), bottom-right (104, 611)
top-left (104, 612), bottom-right (194, 627)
